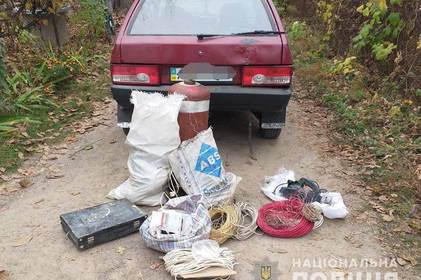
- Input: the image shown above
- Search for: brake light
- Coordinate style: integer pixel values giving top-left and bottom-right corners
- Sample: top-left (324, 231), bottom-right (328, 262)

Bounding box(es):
top-left (242, 66), bottom-right (293, 87)
top-left (112, 65), bottom-right (159, 85)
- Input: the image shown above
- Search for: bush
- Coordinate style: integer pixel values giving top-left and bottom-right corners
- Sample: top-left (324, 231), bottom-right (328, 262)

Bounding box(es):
top-left (70, 0), bottom-right (106, 40)
top-left (280, 0), bottom-right (420, 97)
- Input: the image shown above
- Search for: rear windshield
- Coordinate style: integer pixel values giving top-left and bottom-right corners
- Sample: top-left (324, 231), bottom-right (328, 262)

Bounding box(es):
top-left (129, 0), bottom-right (275, 35)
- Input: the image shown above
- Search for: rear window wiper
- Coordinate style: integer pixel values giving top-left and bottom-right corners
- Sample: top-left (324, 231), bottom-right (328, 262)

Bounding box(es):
top-left (197, 34), bottom-right (223, 40)
top-left (231, 30), bottom-right (283, 36)
top-left (197, 31), bottom-right (283, 40)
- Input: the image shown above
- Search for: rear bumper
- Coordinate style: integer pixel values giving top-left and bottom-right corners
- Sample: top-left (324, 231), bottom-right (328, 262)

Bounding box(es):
top-left (111, 84), bottom-right (292, 112)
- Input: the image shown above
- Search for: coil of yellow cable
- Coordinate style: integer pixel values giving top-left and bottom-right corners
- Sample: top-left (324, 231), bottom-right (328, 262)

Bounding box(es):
top-left (209, 205), bottom-right (239, 244)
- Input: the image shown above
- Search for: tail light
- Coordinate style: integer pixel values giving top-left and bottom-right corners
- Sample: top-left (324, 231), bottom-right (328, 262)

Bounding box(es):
top-left (111, 65), bottom-right (160, 85)
top-left (242, 66), bottom-right (293, 87)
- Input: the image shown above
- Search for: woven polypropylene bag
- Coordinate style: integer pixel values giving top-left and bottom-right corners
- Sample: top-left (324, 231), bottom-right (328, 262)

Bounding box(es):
top-left (140, 194), bottom-right (211, 252)
top-left (168, 128), bottom-right (239, 206)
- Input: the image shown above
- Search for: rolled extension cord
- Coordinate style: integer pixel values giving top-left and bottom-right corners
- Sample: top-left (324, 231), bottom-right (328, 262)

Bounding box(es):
top-left (257, 200), bottom-right (314, 238)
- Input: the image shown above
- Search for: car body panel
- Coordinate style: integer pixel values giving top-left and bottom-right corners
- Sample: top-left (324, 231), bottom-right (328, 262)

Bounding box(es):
top-left (120, 36), bottom-right (284, 66)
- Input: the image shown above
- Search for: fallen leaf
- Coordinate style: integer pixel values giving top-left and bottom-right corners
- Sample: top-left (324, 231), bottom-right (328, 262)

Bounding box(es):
top-left (415, 164), bottom-right (421, 180)
top-left (47, 154), bottom-right (58, 161)
top-left (19, 178), bottom-right (33, 188)
top-left (399, 254), bottom-right (418, 266)
top-left (33, 198), bottom-right (44, 204)
top-left (393, 223), bottom-right (413, 234)
top-left (46, 173), bottom-right (64, 179)
top-left (116, 246), bottom-right (126, 255)
top-left (382, 214), bottom-right (394, 222)
top-left (0, 175), bottom-right (11, 182)
top-left (84, 145), bottom-right (93, 151)
top-left (268, 248), bottom-right (288, 254)
top-left (150, 262), bottom-right (162, 270)
top-left (0, 269), bottom-right (8, 280)
top-left (396, 257), bottom-right (407, 266)
top-left (409, 219), bottom-right (421, 231)
top-left (378, 195), bottom-right (388, 202)
top-left (17, 152), bottom-right (24, 160)
top-left (70, 191), bottom-right (80, 196)
top-left (109, 139), bottom-right (117, 144)
top-left (13, 234), bottom-right (33, 247)
top-left (0, 167), bottom-right (5, 173)
top-left (55, 144), bottom-right (68, 150)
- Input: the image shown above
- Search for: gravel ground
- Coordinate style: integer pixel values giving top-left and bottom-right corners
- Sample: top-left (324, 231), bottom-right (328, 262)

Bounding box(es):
top-left (0, 95), bottom-right (417, 280)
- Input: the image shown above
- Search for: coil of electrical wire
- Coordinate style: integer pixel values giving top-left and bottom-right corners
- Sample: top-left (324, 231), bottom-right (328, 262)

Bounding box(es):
top-left (209, 205), bottom-right (239, 244)
top-left (257, 197), bottom-right (314, 238)
top-left (163, 243), bottom-right (236, 278)
top-left (233, 202), bottom-right (258, 240)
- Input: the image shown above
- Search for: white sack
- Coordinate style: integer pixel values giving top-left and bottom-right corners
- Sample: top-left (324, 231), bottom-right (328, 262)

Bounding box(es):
top-left (126, 91), bottom-right (184, 155)
top-left (261, 168), bottom-right (295, 201)
top-left (108, 92), bottom-right (184, 206)
top-left (168, 128), bottom-right (239, 206)
top-left (312, 192), bottom-right (348, 219)
top-left (107, 149), bottom-right (167, 206)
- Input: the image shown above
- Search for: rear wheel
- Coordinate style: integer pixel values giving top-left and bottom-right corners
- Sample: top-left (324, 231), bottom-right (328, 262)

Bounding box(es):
top-left (259, 111), bottom-right (285, 139)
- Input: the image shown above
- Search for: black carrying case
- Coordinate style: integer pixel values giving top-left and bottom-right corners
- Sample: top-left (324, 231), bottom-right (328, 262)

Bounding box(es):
top-left (60, 199), bottom-right (147, 250)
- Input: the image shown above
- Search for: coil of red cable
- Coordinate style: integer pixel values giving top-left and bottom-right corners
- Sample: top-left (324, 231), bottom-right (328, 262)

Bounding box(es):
top-left (257, 198), bottom-right (314, 238)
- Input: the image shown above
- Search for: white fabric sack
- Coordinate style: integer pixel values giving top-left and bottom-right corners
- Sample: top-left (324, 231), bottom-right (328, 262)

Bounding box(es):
top-left (126, 91), bottom-right (184, 155)
top-left (107, 91), bottom-right (184, 206)
top-left (168, 128), bottom-right (239, 206)
top-left (261, 168), bottom-right (295, 201)
top-left (107, 149), bottom-right (167, 206)
top-left (312, 192), bottom-right (348, 219)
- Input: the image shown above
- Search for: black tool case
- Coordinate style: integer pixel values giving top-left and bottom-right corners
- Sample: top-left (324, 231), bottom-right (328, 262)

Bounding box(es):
top-left (60, 199), bottom-right (147, 250)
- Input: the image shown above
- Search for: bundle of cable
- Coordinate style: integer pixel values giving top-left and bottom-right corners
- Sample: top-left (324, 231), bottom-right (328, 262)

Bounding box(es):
top-left (163, 240), bottom-right (236, 278)
top-left (209, 205), bottom-right (239, 244)
top-left (209, 202), bottom-right (259, 244)
top-left (257, 197), bottom-right (314, 238)
top-left (233, 202), bottom-right (259, 240)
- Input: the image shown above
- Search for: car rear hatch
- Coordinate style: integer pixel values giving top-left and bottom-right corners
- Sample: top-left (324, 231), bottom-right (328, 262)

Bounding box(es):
top-left (115, 0), bottom-right (289, 85)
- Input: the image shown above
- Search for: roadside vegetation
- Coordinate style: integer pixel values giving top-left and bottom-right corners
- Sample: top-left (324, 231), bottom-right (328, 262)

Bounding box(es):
top-left (0, 0), bottom-right (112, 172)
top-left (275, 0), bottom-right (420, 264)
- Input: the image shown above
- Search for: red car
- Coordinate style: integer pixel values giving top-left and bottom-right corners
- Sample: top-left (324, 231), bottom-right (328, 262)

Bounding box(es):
top-left (111, 0), bottom-right (293, 139)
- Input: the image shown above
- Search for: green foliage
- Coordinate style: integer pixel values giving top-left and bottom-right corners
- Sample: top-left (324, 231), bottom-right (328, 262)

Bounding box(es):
top-left (273, 0), bottom-right (288, 16)
top-left (331, 56), bottom-right (359, 76)
top-left (71, 0), bottom-right (106, 40)
top-left (317, 1), bottom-right (335, 41)
top-left (0, 27), bottom-right (87, 138)
top-left (353, 0), bottom-right (404, 61)
top-left (288, 21), bottom-right (307, 41)
top-left (371, 42), bottom-right (397, 60)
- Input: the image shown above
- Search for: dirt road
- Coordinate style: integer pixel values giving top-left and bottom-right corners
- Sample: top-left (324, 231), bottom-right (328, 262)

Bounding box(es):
top-left (0, 93), bottom-right (415, 279)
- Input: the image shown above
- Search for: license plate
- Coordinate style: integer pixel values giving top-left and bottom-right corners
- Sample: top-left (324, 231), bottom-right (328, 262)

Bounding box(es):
top-left (170, 67), bottom-right (233, 82)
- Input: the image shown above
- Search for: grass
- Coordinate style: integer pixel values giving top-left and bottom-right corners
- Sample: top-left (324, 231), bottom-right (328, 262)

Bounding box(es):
top-left (0, 0), bottom-right (113, 175)
top-left (285, 18), bottom-right (420, 254)
top-left (0, 47), bottom-right (110, 173)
